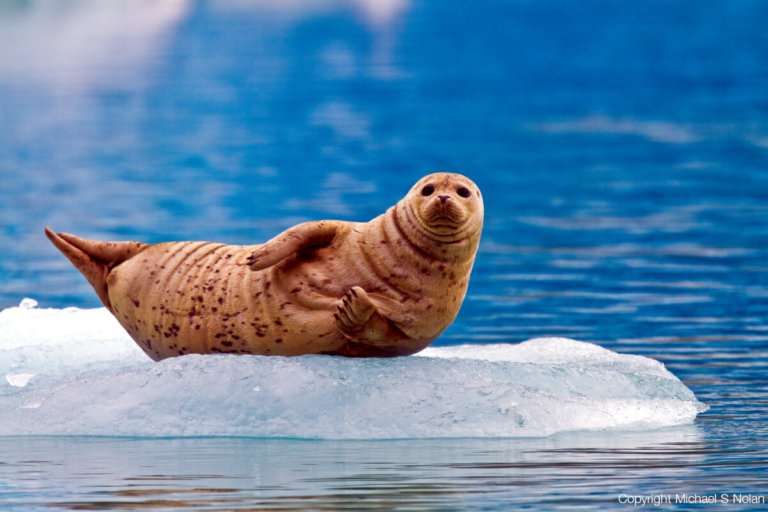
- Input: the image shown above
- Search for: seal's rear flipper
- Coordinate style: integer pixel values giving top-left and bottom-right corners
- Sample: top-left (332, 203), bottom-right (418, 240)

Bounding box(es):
top-left (44, 227), bottom-right (148, 311)
top-left (54, 231), bottom-right (148, 268)
top-left (45, 227), bottom-right (112, 310)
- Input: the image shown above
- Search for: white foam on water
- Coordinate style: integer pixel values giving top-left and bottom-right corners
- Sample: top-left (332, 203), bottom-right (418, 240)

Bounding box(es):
top-left (0, 300), bottom-right (707, 438)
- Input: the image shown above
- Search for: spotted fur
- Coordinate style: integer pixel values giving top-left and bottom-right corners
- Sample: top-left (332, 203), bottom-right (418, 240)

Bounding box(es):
top-left (45, 173), bottom-right (483, 360)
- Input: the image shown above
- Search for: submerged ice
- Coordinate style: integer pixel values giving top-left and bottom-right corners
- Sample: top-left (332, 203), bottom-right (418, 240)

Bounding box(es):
top-left (0, 300), bottom-right (706, 438)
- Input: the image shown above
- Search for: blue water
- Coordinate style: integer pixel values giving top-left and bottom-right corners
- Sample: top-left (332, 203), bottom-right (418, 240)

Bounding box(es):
top-left (1, 0), bottom-right (768, 509)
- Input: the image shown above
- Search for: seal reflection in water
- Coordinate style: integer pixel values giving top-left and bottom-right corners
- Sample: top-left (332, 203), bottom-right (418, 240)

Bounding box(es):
top-left (45, 172), bottom-right (484, 361)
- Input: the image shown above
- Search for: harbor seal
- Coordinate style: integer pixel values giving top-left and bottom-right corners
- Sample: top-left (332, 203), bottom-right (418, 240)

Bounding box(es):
top-left (45, 172), bottom-right (483, 360)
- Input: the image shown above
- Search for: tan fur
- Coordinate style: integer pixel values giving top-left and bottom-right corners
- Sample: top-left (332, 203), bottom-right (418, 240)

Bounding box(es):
top-left (45, 173), bottom-right (483, 361)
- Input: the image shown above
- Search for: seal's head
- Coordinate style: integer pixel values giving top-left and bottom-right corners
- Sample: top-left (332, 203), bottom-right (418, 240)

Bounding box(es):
top-left (405, 172), bottom-right (484, 239)
top-left (395, 173), bottom-right (483, 264)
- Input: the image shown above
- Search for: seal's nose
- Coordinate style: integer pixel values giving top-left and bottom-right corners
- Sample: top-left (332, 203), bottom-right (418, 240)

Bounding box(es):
top-left (438, 195), bottom-right (449, 203)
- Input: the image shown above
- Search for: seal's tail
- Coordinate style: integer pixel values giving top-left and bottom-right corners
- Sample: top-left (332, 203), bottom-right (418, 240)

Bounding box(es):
top-left (44, 227), bottom-right (148, 311)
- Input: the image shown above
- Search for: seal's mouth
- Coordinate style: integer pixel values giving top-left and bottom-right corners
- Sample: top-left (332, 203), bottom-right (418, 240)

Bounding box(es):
top-left (422, 199), bottom-right (466, 230)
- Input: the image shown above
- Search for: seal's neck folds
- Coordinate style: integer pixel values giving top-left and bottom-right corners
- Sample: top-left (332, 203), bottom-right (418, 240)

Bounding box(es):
top-left (392, 201), bottom-right (482, 264)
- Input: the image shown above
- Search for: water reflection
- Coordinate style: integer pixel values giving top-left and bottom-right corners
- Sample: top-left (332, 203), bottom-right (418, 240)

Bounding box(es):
top-left (1, 430), bottom-right (713, 511)
top-left (215, 0), bottom-right (409, 26)
top-left (0, 0), bottom-right (408, 89)
top-left (529, 116), bottom-right (700, 145)
top-left (0, 0), bottom-right (191, 90)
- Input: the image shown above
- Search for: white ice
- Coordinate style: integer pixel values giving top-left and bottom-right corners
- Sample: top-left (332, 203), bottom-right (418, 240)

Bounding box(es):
top-left (0, 299), bottom-right (707, 438)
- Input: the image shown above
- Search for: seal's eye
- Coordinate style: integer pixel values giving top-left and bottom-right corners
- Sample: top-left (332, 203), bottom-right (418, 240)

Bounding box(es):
top-left (421, 185), bottom-right (435, 196)
top-left (457, 187), bottom-right (471, 198)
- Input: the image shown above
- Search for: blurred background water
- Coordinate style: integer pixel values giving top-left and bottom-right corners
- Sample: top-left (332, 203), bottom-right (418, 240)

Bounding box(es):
top-left (1, 0), bottom-right (767, 509)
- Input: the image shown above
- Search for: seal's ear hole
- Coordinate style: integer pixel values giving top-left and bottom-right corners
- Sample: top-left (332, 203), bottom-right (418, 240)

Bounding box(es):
top-left (457, 187), bottom-right (471, 198)
top-left (421, 185), bottom-right (435, 196)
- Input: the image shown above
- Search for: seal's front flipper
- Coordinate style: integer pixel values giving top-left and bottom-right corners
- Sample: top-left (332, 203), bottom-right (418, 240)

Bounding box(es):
top-left (247, 220), bottom-right (342, 270)
top-left (335, 286), bottom-right (376, 330)
top-left (334, 287), bottom-right (410, 352)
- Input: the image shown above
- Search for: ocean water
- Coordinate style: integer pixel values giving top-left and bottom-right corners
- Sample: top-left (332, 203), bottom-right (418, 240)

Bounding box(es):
top-left (1, 0), bottom-right (767, 510)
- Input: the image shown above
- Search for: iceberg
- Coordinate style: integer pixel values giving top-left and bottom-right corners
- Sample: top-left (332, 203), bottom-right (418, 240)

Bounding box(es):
top-left (0, 300), bottom-right (706, 438)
